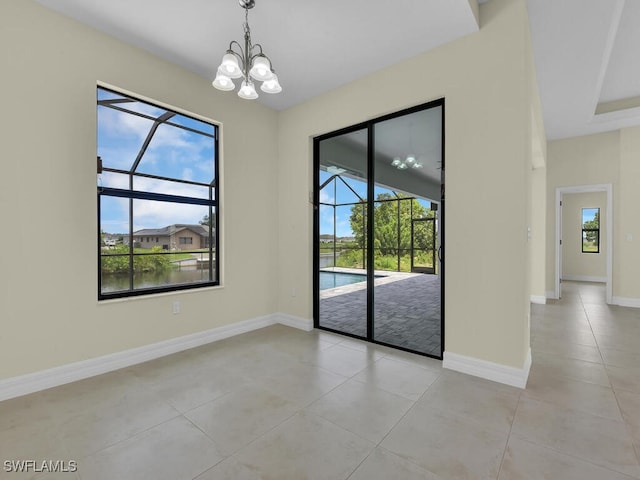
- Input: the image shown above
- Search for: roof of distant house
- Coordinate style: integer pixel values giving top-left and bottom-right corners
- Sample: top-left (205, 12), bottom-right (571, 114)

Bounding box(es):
top-left (133, 224), bottom-right (211, 237)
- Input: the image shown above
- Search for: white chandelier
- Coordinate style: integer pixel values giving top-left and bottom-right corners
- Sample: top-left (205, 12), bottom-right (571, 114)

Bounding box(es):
top-left (212, 0), bottom-right (282, 100)
top-left (391, 155), bottom-right (423, 170)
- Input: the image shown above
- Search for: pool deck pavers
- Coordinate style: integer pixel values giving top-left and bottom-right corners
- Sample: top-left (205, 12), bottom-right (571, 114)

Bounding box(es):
top-left (319, 269), bottom-right (442, 357)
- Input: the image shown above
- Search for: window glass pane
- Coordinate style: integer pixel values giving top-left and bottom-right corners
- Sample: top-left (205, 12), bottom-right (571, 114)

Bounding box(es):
top-left (107, 99), bottom-right (168, 119)
top-left (100, 195), bottom-right (130, 296)
top-left (132, 177), bottom-right (212, 200)
top-left (582, 208), bottom-right (599, 228)
top-left (374, 185), bottom-right (397, 198)
top-left (335, 176), bottom-right (366, 204)
top-left (582, 230), bottom-right (599, 253)
top-left (97, 105), bottom-right (154, 171)
top-left (132, 200), bottom-right (210, 246)
top-left (132, 250), bottom-right (213, 290)
top-left (167, 115), bottom-right (216, 136)
top-left (97, 89), bottom-right (128, 102)
top-left (135, 123), bottom-right (215, 184)
top-left (100, 195), bottom-right (130, 239)
top-left (99, 171), bottom-right (129, 189)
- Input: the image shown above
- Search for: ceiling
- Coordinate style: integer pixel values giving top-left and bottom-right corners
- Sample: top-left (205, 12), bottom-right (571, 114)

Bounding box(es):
top-left (33, 0), bottom-right (640, 141)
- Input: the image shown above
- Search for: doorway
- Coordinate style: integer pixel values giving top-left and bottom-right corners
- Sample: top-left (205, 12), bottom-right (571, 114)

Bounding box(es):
top-left (313, 100), bottom-right (444, 359)
top-left (555, 184), bottom-right (612, 303)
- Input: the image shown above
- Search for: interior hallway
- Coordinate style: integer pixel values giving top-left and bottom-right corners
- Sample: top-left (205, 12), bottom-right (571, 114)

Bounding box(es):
top-left (0, 282), bottom-right (639, 479)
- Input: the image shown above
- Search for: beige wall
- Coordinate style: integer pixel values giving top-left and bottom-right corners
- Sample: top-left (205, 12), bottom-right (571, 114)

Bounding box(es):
top-left (617, 127), bottom-right (640, 302)
top-left (546, 127), bottom-right (640, 304)
top-left (0, 0), bottom-right (279, 380)
top-left (0, 0), bottom-right (544, 382)
top-left (277, 0), bottom-right (537, 369)
top-left (561, 192), bottom-right (607, 281)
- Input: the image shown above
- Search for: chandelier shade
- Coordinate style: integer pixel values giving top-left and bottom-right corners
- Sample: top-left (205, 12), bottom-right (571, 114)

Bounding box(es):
top-left (260, 74), bottom-right (282, 94)
top-left (249, 56), bottom-right (273, 81)
top-left (238, 80), bottom-right (259, 100)
top-left (212, 70), bottom-right (235, 91)
top-left (212, 0), bottom-right (282, 100)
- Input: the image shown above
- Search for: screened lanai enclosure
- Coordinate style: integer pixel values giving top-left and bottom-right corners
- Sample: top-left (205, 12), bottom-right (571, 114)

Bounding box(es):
top-left (314, 100), bottom-right (443, 358)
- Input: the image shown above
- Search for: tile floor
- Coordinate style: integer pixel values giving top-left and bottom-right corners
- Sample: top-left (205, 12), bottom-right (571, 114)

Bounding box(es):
top-left (0, 281), bottom-right (639, 479)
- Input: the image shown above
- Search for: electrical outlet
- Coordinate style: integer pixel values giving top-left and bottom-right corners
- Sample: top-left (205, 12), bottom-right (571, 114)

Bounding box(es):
top-left (291, 287), bottom-right (296, 297)
top-left (173, 301), bottom-right (181, 314)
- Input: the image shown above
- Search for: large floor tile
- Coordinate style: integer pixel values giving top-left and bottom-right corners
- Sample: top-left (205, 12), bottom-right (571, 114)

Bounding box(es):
top-left (348, 447), bottom-right (444, 480)
top-left (595, 332), bottom-right (640, 352)
top-left (0, 392), bottom-right (62, 432)
top-left (499, 436), bottom-right (637, 480)
top-left (607, 364), bottom-right (640, 394)
top-left (530, 352), bottom-right (609, 386)
top-left (0, 421), bottom-right (73, 480)
top-left (185, 384), bottom-right (300, 457)
top-left (146, 365), bottom-right (250, 413)
top-left (616, 390), bottom-right (640, 427)
top-left (78, 416), bottom-right (224, 480)
top-left (195, 412), bottom-right (374, 480)
top-left (511, 397), bottom-right (640, 478)
top-left (381, 402), bottom-right (509, 480)
top-left (352, 357), bottom-right (440, 401)
top-left (531, 340), bottom-right (602, 363)
top-left (59, 388), bottom-right (180, 458)
top-left (305, 379), bottom-right (413, 443)
top-left (305, 343), bottom-right (377, 377)
top-left (256, 362), bottom-right (348, 406)
top-left (523, 369), bottom-right (622, 420)
top-left (418, 371), bottom-right (520, 434)
top-left (532, 329), bottom-right (597, 347)
top-left (40, 370), bottom-right (143, 421)
top-left (379, 347), bottom-right (443, 372)
top-left (600, 347), bottom-right (640, 369)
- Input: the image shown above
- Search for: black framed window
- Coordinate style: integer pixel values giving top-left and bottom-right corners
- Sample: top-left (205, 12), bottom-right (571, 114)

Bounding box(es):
top-left (97, 86), bottom-right (219, 299)
top-left (582, 207), bottom-right (600, 253)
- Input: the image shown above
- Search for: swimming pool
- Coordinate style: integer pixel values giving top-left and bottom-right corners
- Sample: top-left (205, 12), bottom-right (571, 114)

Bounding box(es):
top-left (319, 271), bottom-right (368, 290)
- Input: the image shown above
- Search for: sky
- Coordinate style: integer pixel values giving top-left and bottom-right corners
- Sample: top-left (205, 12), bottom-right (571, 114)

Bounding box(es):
top-left (97, 88), bottom-right (216, 234)
top-left (582, 207), bottom-right (599, 226)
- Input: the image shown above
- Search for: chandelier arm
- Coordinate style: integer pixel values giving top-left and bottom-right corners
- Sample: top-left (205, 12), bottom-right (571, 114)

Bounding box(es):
top-left (249, 45), bottom-right (276, 72)
top-left (227, 41), bottom-right (245, 58)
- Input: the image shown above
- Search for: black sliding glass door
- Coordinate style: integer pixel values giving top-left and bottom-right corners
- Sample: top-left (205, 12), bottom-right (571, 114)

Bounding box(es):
top-left (314, 99), bottom-right (444, 359)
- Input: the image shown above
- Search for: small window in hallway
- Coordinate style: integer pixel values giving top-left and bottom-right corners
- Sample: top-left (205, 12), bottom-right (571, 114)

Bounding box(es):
top-left (582, 208), bottom-right (600, 253)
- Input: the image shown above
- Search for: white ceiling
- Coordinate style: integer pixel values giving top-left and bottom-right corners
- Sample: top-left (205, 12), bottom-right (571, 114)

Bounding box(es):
top-left (33, 0), bottom-right (640, 141)
top-left (527, 0), bottom-right (640, 140)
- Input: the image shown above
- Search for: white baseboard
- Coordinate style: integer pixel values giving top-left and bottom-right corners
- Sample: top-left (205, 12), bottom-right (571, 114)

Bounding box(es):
top-left (612, 296), bottom-right (640, 308)
top-left (0, 312), bottom-right (313, 402)
top-left (562, 275), bottom-right (606, 283)
top-left (530, 295), bottom-right (547, 305)
top-left (275, 313), bottom-right (314, 331)
top-left (443, 348), bottom-right (531, 389)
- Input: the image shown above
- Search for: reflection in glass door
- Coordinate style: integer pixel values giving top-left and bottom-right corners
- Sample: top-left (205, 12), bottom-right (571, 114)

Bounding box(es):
top-left (316, 127), bottom-right (368, 338)
top-left (314, 100), bottom-right (444, 359)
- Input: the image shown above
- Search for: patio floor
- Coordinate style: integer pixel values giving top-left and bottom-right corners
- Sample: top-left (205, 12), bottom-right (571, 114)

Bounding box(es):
top-left (319, 270), bottom-right (441, 357)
